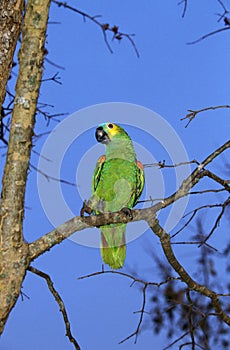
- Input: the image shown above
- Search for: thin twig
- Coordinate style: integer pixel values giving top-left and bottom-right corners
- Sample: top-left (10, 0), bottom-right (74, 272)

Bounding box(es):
top-left (143, 159), bottom-right (199, 168)
top-left (78, 268), bottom-right (180, 344)
top-left (119, 284), bottom-right (147, 344)
top-left (163, 329), bottom-right (191, 350)
top-left (149, 218), bottom-right (230, 326)
top-left (28, 266), bottom-right (81, 350)
top-left (171, 241), bottom-right (218, 252)
top-left (32, 149), bottom-right (52, 162)
top-left (139, 188), bottom-right (227, 206)
top-left (45, 57), bottom-right (65, 70)
top-left (198, 196), bottom-right (230, 246)
top-left (78, 268), bottom-right (180, 287)
top-left (189, 188), bottom-right (226, 195)
top-left (216, 0), bottom-right (229, 22)
top-left (52, 0), bottom-right (139, 57)
top-left (171, 200), bottom-right (229, 239)
top-left (42, 72), bottom-right (62, 85)
top-left (30, 163), bottom-right (77, 187)
top-left (181, 105), bottom-right (230, 127)
top-left (179, 342), bottom-right (206, 350)
top-left (187, 26), bottom-right (230, 45)
top-left (178, 0), bottom-right (188, 18)
top-left (186, 290), bottom-right (195, 350)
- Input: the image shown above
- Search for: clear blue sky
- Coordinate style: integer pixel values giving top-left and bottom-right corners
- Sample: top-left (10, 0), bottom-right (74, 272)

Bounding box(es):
top-left (1, 1), bottom-right (230, 349)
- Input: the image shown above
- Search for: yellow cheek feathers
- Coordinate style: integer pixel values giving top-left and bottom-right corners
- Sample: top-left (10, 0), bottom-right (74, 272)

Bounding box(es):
top-left (105, 123), bottom-right (119, 138)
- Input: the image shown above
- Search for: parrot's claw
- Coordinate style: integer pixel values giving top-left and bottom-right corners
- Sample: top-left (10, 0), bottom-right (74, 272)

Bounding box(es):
top-left (80, 201), bottom-right (92, 217)
top-left (121, 207), bottom-right (133, 220)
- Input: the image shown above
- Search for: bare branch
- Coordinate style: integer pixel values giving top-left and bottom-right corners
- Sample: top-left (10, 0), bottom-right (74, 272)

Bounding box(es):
top-left (45, 57), bottom-right (65, 70)
top-left (189, 188), bottom-right (227, 195)
top-left (203, 169), bottom-right (230, 191)
top-left (171, 242), bottom-right (218, 253)
top-left (78, 268), bottom-right (180, 287)
top-left (171, 200), bottom-right (229, 240)
top-left (144, 159), bottom-right (199, 168)
top-left (51, 0), bottom-right (139, 57)
top-left (119, 284), bottom-right (147, 344)
top-left (186, 290), bottom-right (195, 349)
top-left (171, 210), bottom-right (197, 238)
top-left (149, 218), bottom-right (230, 326)
top-left (42, 72), bottom-right (62, 85)
top-left (181, 105), bottom-right (230, 127)
top-left (139, 187), bottom-right (227, 205)
top-left (183, 202), bottom-right (229, 219)
top-left (163, 329), bottom-right (191, 350)
top-left (30, 163), bottom-right (77, 187)
top-left (216, 0), bottom-right (229, 22)
top-left (28, 140), bottom-right (230, 261)
top-left (198, 196), bottom-right (230, 246)
top-left (28, 266), bottom-right (81, 350)
top-left (217, 0), bottom-right (228, 13)
top-left (78, 268), bottom-right (180, 344)
top-left (187, 25), bottom-right (230, 45)
top-left (178, 0), bottom-right (188, 18)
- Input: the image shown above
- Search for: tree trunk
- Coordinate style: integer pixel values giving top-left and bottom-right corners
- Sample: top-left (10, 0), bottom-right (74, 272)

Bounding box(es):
top-left (0, 0), bottom-right (24, 113)
top-left (0, 0), bottom-right (51, 334)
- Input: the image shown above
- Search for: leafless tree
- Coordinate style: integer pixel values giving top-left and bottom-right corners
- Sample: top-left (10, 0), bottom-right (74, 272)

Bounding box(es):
top-left (0, 1), bottom-right (229, 349)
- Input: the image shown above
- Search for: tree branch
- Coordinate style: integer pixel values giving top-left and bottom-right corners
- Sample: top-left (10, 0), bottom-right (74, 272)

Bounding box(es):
top-left (52, 0), bottom-right (139, 57)
top-left (143, 159), bottom-right (199, 168)
top-left (187, 26), bottom-right (230, 45)
top-left (28, 140), bottom-right (230, 261)
top-left (28, 266), bottom-right (81, 350)
top-left (178, 0), bottom-right (188, 18)
top-left (119, 284), bottom-right (147, 344)
top-left (148, 218), bottom-right (230, 326)
top-left (181, 105), bottom-right (230, 127)
top-left (198, 196), bottom-right (230, 246)
top-left (172, 200), bottom-right (229, 239)
top-left (216, 0), bottom-right (229, 22)
top-left (78, 268), bottom-right (180, 344)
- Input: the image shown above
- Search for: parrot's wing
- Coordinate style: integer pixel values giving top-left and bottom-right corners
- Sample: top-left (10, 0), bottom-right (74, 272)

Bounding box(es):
top-left (92, 155), bottom-right (106, 192)
top-left (133, 160), bottom-right (145, 206)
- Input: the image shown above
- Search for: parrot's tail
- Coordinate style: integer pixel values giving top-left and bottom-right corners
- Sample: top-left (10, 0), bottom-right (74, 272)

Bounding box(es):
top-left (100, 224), bottom-right (126, 269)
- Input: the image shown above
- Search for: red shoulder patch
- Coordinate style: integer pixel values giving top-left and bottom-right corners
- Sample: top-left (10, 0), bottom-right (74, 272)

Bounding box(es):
top-left (98, 155), bottom-right (106, 164)
top-left (137, 160), bottom-right (144, 170)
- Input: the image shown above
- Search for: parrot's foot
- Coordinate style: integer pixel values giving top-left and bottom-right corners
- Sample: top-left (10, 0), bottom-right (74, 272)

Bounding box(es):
top-left (96, 199), bottom-right (105, 212)
top-left (121, 207), bottom-right (133, 220)
top-left (80, 201), bottom-right (92, 217)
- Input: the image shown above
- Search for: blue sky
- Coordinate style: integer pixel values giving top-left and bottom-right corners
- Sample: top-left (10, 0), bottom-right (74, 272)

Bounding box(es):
top-left (1, 1), bottom-right (230, 349)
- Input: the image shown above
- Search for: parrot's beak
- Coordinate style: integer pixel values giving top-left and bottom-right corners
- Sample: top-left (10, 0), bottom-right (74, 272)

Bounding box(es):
top-left (95, 127), bottom-right (110, 144)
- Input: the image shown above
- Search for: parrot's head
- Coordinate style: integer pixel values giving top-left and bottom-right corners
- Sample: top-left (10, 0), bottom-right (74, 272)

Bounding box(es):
top-left (95, 122), bottom-right (136, 161)
top-left (95, 123), bottom-right (130, 145)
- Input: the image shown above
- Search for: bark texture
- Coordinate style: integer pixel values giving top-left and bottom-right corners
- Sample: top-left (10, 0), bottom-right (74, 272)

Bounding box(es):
top-left (0, 0), bottom-right (51, 334)
top-left (0, 0), bottom-right (24, 112)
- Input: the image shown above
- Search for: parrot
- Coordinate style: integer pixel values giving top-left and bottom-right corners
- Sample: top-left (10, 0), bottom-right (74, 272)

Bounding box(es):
top-left (81, 122), bottom-right (145, 269)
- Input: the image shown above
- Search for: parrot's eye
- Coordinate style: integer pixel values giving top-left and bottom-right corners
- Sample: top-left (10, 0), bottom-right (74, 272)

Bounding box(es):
top-left (107, 123), bottom-right (114, 129)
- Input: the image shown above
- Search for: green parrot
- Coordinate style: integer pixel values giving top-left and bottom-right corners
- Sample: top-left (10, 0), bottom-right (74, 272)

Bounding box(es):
top-left (81, 122), bottom-right (145, 269)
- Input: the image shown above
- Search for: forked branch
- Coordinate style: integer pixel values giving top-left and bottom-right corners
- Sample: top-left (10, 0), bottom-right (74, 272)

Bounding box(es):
top-left (181, 105), bottom-right (230, 127)
top-left (28, 266), bottom-right (81, 350)
top-left (78, 268), bottom-right (180, 344)
top-left (149, 218), bottom-right (230, 326)
top-left (52, 0), bottom-right (139, 57)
